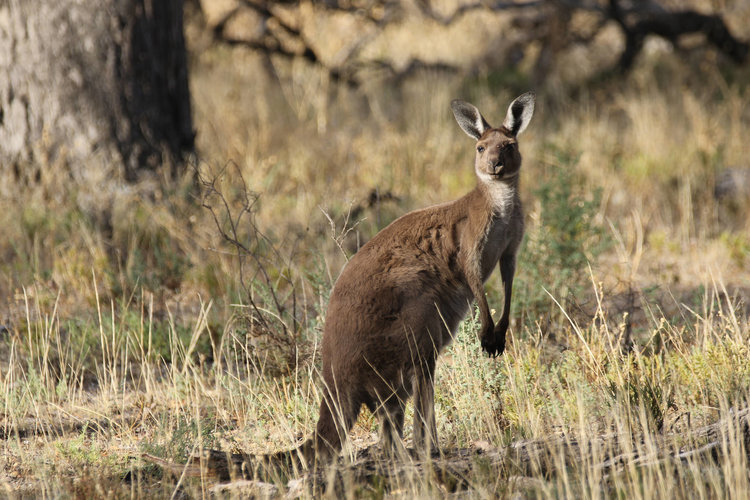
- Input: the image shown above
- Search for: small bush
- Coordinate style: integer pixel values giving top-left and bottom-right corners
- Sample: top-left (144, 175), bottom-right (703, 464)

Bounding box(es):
top-left (515, 148), bottom-right (611, 326)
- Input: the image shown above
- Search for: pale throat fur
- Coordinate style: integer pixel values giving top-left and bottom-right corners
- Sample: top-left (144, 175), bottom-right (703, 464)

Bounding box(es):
top-left (479, 172), bottom-right (519, 218)
top-left (472, 159), bottom-right (523, 283)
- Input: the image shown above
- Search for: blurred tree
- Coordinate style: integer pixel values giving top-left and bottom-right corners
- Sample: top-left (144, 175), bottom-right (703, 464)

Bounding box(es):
top-left (0, 0), bottom-right (194, 183)
top-left (608, 0), bottom-right (748, 71)
top-left (197, 0), bottom-right (748, 86)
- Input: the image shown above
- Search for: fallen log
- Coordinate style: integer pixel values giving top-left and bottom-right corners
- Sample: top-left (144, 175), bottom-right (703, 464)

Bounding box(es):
top-left (141, 407), bottom-right (750, 493)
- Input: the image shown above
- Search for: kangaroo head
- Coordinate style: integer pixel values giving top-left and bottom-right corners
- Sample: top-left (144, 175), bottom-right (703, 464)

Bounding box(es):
top-left (451, 92), bottom-right (535, 183)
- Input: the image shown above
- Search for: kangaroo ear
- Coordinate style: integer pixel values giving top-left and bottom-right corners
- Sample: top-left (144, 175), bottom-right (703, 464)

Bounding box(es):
top-left (451, 100), bottom-right (491, 140)
top-left (503, 92), bottom-right (535, 136)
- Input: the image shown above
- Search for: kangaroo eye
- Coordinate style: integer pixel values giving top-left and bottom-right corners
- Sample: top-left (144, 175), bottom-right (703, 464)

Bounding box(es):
top-left (477, 146), bottom-right (485, 153)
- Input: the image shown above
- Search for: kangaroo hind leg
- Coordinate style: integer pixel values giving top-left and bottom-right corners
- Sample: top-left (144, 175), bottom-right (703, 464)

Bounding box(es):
top-left (412, 358), bottom-right (438, 456)
top-left (313, 388), bottom-right (360, 466)
top-left (375, 393), bottom-right (407, 458)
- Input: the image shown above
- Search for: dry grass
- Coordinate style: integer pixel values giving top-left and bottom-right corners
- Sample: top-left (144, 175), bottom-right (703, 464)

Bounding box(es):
top-left (2, 2), bottom-right (750, 497)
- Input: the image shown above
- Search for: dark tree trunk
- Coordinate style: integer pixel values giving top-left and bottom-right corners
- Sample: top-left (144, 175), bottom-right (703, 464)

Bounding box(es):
top-left (0, 0), bottom-right (194, 183)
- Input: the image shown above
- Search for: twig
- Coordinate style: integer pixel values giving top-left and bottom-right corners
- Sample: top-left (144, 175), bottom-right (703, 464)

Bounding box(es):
top-left (198, 162), bottom-right (303, 370)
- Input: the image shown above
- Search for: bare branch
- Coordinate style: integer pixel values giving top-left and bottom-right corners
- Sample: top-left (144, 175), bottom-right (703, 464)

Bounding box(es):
top-left (212, 0), bottom-right (362, 86)
top-left (609, 0), bottom-right (749, 71)
top-left (415, 0), bottom-right (545, 25)
top-left (198, 162), bottom-right (305, 371)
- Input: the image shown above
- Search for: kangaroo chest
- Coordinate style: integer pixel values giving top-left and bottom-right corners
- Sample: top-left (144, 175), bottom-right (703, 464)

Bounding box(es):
top-left (477, 221), bottom-right (504, 281)
top-left (478, 209), bottom-right (520, 281)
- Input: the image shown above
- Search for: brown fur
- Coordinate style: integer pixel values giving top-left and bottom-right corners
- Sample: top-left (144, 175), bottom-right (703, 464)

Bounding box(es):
top-left (306, 93), bottom-right (536, 465)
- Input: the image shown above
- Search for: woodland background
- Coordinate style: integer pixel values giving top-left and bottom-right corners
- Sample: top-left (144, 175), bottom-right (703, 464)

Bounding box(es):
top-left (1, 0), bottom-right (749, 497)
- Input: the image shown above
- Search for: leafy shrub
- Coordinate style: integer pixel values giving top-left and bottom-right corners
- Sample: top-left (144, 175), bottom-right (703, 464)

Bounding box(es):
top-left (515, 149), bottom-right (611, 326)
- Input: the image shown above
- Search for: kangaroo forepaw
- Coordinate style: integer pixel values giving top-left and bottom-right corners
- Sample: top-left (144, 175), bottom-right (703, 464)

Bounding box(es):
top-left (481, 320), bottom-right (507, 358)
top-left (481, 337), bottom-right (505, 357)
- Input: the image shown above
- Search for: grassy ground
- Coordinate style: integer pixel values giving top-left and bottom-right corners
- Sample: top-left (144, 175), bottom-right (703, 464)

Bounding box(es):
top-left (2, 4), bottom-right (750, 498)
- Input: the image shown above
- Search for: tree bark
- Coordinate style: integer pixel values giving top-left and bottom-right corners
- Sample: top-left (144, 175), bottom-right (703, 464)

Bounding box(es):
top-left (0, 0), bottom-right (193, 184)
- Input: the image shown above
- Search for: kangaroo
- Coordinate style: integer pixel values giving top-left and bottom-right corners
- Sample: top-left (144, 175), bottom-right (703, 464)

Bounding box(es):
top-left (305, 92), bottom-right (536, 464)
top-left (143, 93), bottom-right (536, 481)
